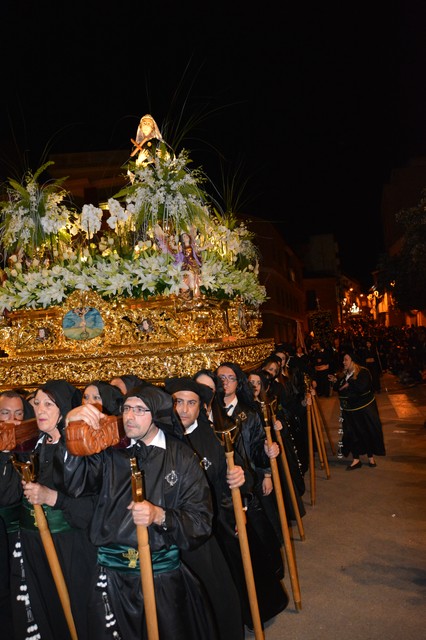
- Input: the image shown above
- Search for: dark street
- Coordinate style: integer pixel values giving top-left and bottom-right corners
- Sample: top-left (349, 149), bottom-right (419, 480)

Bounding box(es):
top-left (252, 372), bottom-right (426, 640)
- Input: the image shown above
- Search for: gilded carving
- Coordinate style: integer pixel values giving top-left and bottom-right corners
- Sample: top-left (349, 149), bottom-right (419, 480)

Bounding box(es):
top-left (0, 293), bottom-right (270, 390)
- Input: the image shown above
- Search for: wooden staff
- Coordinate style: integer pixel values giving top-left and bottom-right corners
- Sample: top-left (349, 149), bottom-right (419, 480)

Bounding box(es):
top-left (222, 428), bottom-right (265, 640)
top-left (12, 457), bottom-right (78, 640)
top-left (311, 391), bottom-right (330, 478)
top-left (268, 400), bottom-right (305, 541)
top-left (260, 403), bottom-right (302, 611)
top-left (310, 396), bottom-right (325, 469)
top-left (312, 391), bottom-right (336, 456)
top-left (305, 372), bottom-right (335, 456)
top-left (130, 458), bottom-right (159, 640)
top-left (306, 393), bottom-right (316, 506)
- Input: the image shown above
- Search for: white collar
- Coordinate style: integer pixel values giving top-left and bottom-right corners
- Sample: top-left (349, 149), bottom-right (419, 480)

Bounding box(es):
top-left (130, 428), bottom-right (166, 449)
top-left (185, 419), bottom-right (198, 435)
top-left (226, 402), bottom-right (236, 415)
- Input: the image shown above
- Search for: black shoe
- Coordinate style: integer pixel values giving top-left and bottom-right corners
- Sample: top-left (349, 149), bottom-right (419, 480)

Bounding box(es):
top-left (368, 461), bottom-right (377, 467)
top-left (346, 461), bottom-right (362, 471)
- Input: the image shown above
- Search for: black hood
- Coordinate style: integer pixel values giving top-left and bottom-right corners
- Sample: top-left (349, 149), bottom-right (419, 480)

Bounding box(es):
top-left (124, 384), bottom-right (174, 435)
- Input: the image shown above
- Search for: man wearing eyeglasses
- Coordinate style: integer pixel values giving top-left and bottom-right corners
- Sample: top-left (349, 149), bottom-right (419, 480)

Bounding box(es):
top-left (0, 391), bottom-right (26, 424)
top-left (58, 383), bottom-right (219, 640)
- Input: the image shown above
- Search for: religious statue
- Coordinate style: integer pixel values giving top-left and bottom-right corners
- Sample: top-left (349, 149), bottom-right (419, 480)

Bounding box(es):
top-left (175, 231), bottom-right (202, 299)
top-left (154, 225), bottom-right (202, 300)
top-left (130, 114), bottom-right (163, 166)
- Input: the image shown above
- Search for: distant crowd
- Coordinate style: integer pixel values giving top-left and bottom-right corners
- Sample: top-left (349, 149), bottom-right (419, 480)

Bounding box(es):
top-left (294, 324), bottom-right (426, 391)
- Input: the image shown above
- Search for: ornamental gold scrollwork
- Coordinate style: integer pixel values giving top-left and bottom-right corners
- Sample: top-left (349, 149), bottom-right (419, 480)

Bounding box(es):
top-left (0, 292), bottom-right (270, 391)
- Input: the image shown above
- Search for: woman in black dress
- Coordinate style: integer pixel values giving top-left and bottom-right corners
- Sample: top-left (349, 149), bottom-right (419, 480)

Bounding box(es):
top-left (13, 379), bottom-right (98, 640)
top-left (330, 351), bottom-right (386, 470)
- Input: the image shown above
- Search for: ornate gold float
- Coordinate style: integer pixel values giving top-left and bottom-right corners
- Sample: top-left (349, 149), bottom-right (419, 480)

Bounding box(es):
top-left (0, 290), bottom-right (273, 391)
top-left (0, 115), bottom-right (273, 390)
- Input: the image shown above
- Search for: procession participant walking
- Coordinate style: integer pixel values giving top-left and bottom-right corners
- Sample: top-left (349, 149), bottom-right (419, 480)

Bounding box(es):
top-left (248, 370), bottom-right (306, 530)
top-left (0, 390), bottom-right (35, 638)
top-left (193, 368), bottom-right (217, 420)
top-left (309, 340), bottom-right (335, 397)
top-left (60, 383), bottom-right (219, 640)
top-left (260, 355), bottom-right (286, 399)
top-left (13, 380), bottom-right (97, 640)
top-left (164, 376), bottom-right (245, 640)
top-left (359, 338), bottom-right (382, 393)
top-left (82, 380), bottom-right (124, 414)
top-left (329, 351), bottom-right (386, 470)
top-left (214, 362), bottom-right (289, 629)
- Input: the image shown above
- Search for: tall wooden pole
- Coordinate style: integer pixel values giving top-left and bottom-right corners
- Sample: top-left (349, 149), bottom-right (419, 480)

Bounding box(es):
top-left (273, 428), bottom-right (306, 541)
top-left (311, 393), bottom-right (330, 478)
top-left (12, 458), bottom-right (78, 640)
top-left (261, 403), bottom-right (302, 611)
top-left (269, 402), bottom-right (305, 541)
top-left (223, 431), bottom-right (265, 640)
top-left (312, 391), bottom-right (336, 456)
top-left (130, 458), bottom-right (159, 640)
top-left (306, 395), bottom-right (316, 506)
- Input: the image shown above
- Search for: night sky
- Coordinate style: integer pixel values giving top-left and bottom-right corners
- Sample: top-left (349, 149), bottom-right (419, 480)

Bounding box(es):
top-left (1, 1), bottom-right (426, 289)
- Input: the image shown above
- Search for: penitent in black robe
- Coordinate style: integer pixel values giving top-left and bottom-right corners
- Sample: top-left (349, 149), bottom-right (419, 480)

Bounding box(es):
top-left (58, 430), bottom-right (219, 640)
top-left (180, 414), bottom-right (245, 640)
top-left (10, 436), bottom-right (98, 640)
top-left (335, 367), bottom-right (386, 458)
top-left (0, 451), bottom-right (21, 639)
top-left (215, 402), bottom-right (289, 628)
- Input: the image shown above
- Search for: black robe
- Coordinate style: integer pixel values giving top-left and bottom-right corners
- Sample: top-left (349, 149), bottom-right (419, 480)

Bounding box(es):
top-left (2, 437), bottom-right (98, 640)
top-left (57, 431), bottom-right (219, 640)
top-left (0, 451), bottom-right (21, 640)
top-left (217, 402), bottom-right (289, 627)
top-left (180, 415), bottom-right (245, 640)
top-left (335, 368), bottom-right (386, 458)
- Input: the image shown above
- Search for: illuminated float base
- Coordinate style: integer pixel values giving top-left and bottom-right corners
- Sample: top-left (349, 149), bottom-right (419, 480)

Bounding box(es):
top-left (0, 291), bottom-right (273, 391)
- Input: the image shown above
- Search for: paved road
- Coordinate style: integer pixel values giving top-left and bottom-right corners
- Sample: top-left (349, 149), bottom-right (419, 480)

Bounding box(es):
top-left (246, 373), bottom-right (426, 640)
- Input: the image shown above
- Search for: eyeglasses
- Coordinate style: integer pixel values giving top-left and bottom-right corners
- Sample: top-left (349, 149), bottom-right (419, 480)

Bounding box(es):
top-left (0, 409), bottom-right (24, 419)
top-left (122, 405), bottom-right (151, 416)
top-left (218, 374), bottom-right (237, 383)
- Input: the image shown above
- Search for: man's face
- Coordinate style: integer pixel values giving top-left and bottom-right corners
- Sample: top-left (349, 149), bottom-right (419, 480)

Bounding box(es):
top-left (122, 396), bottom-right (154, 442)
top-left (173, 391), bottom-right (201, 429)
top-left (0, 395), bottom-right (24, 423)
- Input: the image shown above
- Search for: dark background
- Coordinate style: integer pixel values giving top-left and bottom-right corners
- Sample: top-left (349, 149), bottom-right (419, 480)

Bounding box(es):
top-left (1, 1), bottom-right (426, 289)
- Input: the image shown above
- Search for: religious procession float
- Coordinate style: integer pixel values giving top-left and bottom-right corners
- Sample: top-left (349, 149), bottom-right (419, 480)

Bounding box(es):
top-left (0, 115), bottom-right (273, 390)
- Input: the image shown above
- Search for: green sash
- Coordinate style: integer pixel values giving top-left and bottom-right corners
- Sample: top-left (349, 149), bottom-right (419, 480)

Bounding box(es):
top-left (98, 543), bottom-right (180, 575)
top-left (20, 498), bottom-right (73, 533)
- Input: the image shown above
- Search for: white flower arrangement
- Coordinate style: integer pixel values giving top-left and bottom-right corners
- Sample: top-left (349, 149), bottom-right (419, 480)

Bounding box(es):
top-left (0, 162), bottom-right (73, 260)
top-left (0, 140), bottom-right (267, 311)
